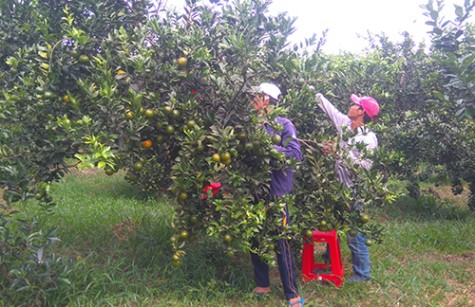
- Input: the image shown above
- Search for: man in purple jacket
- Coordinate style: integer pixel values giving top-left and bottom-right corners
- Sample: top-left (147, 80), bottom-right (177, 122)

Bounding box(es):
top-left (250, 83), bottom-right (304, 307)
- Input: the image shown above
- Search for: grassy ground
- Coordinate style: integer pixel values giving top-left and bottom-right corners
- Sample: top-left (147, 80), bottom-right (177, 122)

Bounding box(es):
top-left (11, 171), bottom-right (475, 306)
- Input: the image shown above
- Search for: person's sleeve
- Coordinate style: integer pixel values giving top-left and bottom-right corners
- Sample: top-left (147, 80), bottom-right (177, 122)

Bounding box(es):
top-left (316, 93), bottom-right (349, 134)
top-left (273, 120), bottom-right (302, 162)
top-left (347, 149), bottom-right (373, 170)
top-left (347, 134), bottom-right (378, 170)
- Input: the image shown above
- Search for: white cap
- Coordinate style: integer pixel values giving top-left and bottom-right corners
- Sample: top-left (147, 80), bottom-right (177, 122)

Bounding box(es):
top-left (259, 82), bottom-right (281, 100)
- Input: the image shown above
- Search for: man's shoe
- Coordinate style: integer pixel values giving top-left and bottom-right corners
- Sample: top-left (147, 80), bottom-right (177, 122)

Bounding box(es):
top-left (347, 274), bottom-right (370, 283)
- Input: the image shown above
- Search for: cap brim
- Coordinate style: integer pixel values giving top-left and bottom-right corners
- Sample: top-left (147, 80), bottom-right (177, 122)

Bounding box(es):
top-left (350, 94), bottom-right (361, 105)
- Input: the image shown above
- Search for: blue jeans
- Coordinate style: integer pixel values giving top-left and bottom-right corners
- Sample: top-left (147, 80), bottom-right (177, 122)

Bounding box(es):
top-left (346, 231), bottom-right (371, 279)
top-left (322, 231), bottom-right (371, 280)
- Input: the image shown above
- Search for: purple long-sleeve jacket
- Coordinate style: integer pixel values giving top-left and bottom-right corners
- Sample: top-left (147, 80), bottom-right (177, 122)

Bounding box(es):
top-left (265, 116), bottom-right (302, 197)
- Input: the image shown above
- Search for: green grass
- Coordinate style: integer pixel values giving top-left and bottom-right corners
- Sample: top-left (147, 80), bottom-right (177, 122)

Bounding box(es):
top-left (11, 172), bottom-right (475, 306)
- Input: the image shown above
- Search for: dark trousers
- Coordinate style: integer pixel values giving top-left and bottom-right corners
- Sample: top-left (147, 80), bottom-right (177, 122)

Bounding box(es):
top-left (250, 204), bottom-right (299, 301)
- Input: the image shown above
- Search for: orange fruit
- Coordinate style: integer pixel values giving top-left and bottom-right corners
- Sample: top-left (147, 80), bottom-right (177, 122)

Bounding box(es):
top-left (141, 139), bottom-right (153, 149)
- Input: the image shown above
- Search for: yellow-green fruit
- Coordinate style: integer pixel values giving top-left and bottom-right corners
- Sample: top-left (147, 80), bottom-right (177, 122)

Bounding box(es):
top-left (178, 192), bottom-right (188, 200)
top-left (271, 134), bottom-right (282, 145)
top-left (104, 167), bottom-right (115, 176)
top-left (133, 161), bottom-right (143, 171)
top-left (125, 111), bottom-right (134, 120)
top-left (164, 105), bottom-right (173, 115)
top-left (156, 135), bottom-right (165, 144)
top-left (359, 214), bottom-right (370, 224)
top-left (144, 109), bottom-right (155, 119)
top-left (78, 54), bottom-right (90, 64)
top-left (180, 230), bottom-right (189, 240)
top-left (196, 143), bottom-right (205, 153)
top-left (220, 152), bottom-right (231, 161)
top-left (43, 91), bottom-right (53, 100)
top-left (224, 234), bottom-right (233, 243)
top-left (211, 153), bottom-right (221, 163)
top-left (172, 109), bottom-right (180, 120)
top-left (318, 220), bottom-right (328, 231)
top-left (177, 57), bottom-right (188, 67)
top-left (187, 120), bottom-right (196, 129)
top-left (236, 132), bottom-right (246, 140)
top-left (165, 125), bottom-right (175, 134)
top-left (291, 58), bottom-right (300, 69)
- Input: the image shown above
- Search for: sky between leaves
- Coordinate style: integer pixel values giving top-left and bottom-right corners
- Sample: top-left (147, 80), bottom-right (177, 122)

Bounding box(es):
top-left (164, 0), bottom-right (474, 54)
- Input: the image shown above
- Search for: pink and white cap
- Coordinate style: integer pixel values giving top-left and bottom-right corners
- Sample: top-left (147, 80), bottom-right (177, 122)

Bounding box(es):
top-left (350, 94), bottom-right (380, 119)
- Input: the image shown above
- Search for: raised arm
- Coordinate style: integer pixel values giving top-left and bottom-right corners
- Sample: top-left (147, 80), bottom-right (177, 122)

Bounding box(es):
top-left (316, 93), bottom-right (351, 136)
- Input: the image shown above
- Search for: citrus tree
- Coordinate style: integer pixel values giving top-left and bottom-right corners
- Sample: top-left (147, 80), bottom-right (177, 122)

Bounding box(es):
top-left (0, 0), bottom-right (152, 300)
top-left (1, 0), bottom-right (396, 278)
top-left (376, 0), bottom-right (475, 208)
top-left (414, 0), bottom-right (475, 209)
